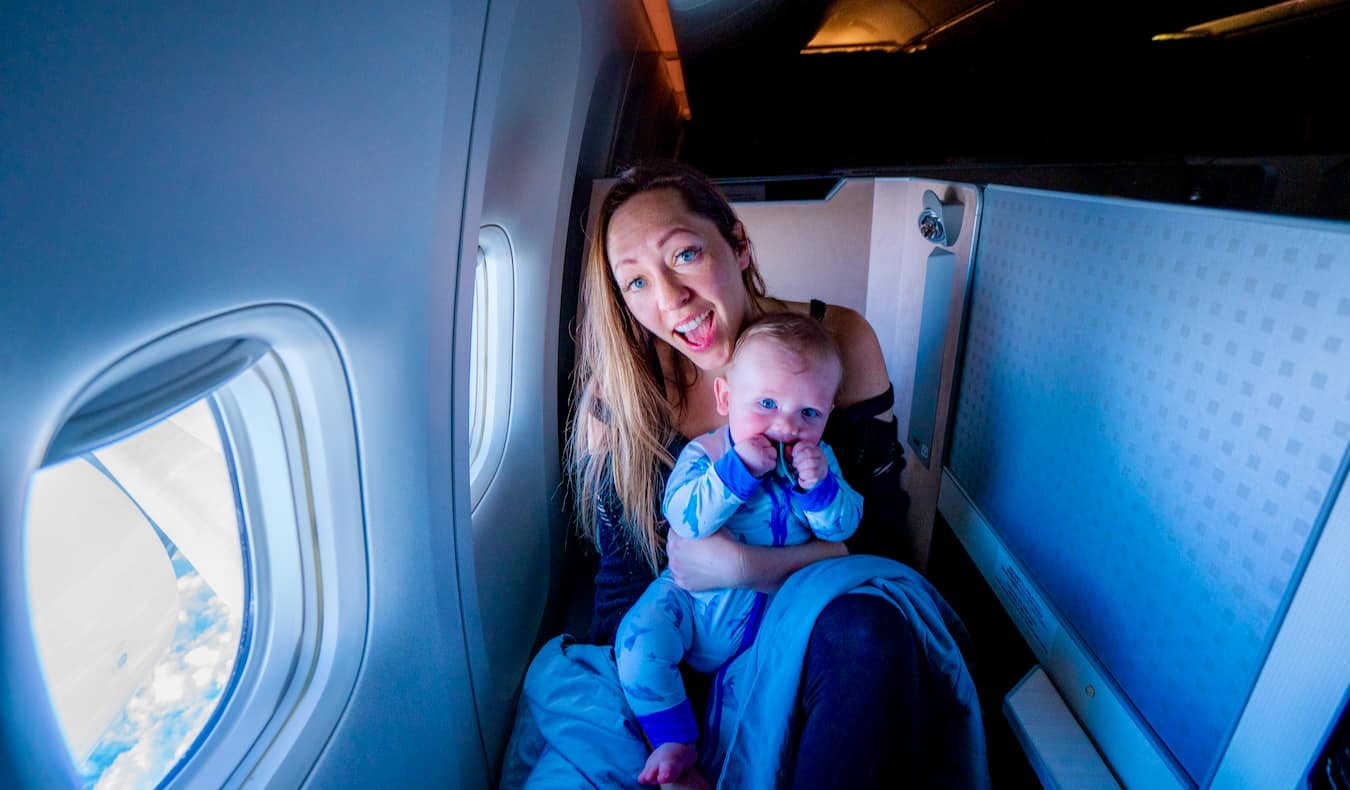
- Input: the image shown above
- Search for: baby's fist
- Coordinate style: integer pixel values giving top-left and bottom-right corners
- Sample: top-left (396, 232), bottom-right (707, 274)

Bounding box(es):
top-left (735, 434), bottom-right (776, 477)
top-left (791, 442), bottom-right (827, 490)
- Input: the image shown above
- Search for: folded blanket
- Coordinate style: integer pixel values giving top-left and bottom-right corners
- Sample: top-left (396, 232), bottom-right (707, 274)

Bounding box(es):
top-left (501, 555), bottom-right (989, 789)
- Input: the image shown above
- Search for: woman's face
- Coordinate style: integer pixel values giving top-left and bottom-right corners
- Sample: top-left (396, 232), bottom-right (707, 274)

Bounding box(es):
top-left (606, 188), bottom-right (752, 371)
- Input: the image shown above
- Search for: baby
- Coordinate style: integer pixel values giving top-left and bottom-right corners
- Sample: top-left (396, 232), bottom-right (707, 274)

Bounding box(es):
top-left (615, 311), bottom-right (863, 784)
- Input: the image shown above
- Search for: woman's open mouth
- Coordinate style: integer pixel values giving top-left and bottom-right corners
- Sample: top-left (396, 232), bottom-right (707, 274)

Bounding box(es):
top-left (673, 310), bottom-right (716, 351)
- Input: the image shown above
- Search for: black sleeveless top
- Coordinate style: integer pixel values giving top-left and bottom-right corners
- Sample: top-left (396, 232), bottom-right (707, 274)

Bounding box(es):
top-left (586, 299), bottom-right (911, 644)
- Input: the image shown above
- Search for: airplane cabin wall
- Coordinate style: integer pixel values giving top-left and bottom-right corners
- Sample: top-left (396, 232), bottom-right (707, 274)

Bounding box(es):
top-left (456, 0), bottom-right (675, 776)
top-left (733, 179), bottom-right (875, 314)
top-left (2, 1), bottom-right (499, 786)
top-left (866, 179), bottom-right (981, 568)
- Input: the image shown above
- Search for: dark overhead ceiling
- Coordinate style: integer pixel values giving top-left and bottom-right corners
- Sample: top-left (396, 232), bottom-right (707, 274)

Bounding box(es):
top-left (668, 0), bottom-right (1350, 178)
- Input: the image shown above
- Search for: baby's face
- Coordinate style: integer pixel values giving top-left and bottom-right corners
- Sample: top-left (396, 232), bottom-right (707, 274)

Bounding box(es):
top-left (720, 340), bottom-right (840, 448)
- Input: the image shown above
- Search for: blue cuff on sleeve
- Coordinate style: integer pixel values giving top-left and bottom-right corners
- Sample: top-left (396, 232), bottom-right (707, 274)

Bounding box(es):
top-left (637, 698), bottom-right (699, 746)
top-left (714, 448), bottom-right (762, 500)
top-left (793, 473), bottom-right (839, 511)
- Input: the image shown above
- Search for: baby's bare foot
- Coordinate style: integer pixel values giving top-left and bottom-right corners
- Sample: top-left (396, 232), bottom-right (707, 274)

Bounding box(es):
top-left (638, 741), bottom-right (697, 785)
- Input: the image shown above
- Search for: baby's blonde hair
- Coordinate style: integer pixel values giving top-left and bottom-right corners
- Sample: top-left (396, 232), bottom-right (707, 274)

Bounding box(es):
top-left (730, 312), bottom-right (843, 396)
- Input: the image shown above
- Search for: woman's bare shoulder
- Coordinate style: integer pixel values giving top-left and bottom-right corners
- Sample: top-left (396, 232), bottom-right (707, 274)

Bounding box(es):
top-left (757, 298), bottom-right (889, 407)
top-left (820, 304), bottom-right (891, 408)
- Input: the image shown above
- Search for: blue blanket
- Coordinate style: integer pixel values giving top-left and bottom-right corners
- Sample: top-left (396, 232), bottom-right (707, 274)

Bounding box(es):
top-left (501, 555), bottom-right (989, 789)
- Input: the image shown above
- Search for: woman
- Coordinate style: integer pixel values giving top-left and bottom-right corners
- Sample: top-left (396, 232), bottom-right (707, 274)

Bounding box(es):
top-left (568, 161), bottom-right (934, 787)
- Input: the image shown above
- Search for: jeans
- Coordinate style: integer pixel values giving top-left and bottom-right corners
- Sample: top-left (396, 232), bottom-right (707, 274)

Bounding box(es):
top-left (790, 593), bottom-right (924, 788)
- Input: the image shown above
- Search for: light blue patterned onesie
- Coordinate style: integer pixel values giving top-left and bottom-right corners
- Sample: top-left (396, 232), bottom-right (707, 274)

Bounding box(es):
top-left (615, 425), bottom-right (863, 749)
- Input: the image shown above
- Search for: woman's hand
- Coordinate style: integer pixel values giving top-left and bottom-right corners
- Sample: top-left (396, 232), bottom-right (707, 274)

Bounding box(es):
top-left (667, 530), bottom-right (747, 592)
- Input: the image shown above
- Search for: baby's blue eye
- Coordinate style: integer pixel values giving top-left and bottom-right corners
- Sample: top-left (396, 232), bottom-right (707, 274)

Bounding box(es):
top-left (758, 398), bottom-right (777, 410)
top-left (675, 246), bottom-right (700, 264)
top-left (801, 407), bottom-right (821, 419)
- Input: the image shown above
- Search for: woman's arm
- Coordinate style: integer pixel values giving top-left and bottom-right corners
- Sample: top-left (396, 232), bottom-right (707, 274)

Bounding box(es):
top-left (666, 530), bottom-right (847, 593)
top-left (822, 304), bottom-right (893, 412)
top-left (819, 303), bottom-right (913, 562)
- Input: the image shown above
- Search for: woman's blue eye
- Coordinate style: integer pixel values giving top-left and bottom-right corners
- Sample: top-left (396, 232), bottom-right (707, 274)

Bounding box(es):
top-left (626, 277), bottom-right (645, 291)
top-left (758, 398), bottom-right (776, 410)
top-left (801, 407), bottom-right (821, 419)
top-left (675, 247), bottom-right (700, 264)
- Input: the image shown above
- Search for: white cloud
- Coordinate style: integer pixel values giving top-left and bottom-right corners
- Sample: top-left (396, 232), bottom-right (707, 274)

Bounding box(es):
top-left (184, 646), bottom-right (217, 668)
top-left (81, 567), bottom-right (242, 790)
top-left (150, 669), bottom-right (185, 706)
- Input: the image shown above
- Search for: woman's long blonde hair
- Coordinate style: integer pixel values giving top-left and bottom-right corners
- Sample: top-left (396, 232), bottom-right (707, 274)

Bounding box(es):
top-left (569, 162), bottom-right (778, 573)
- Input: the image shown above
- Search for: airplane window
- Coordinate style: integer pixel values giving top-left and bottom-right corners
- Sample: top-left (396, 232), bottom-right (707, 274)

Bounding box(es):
top-left (469, 225), bottom-right (515, 508)
top-left (470, 245), bottom-right (489, 467)
top-left (26, 398), bottom-right (246, 789)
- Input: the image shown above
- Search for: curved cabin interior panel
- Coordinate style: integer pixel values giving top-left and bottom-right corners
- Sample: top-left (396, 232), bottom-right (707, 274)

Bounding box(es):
top-left (2, 1), bottom-right (1347, 788)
